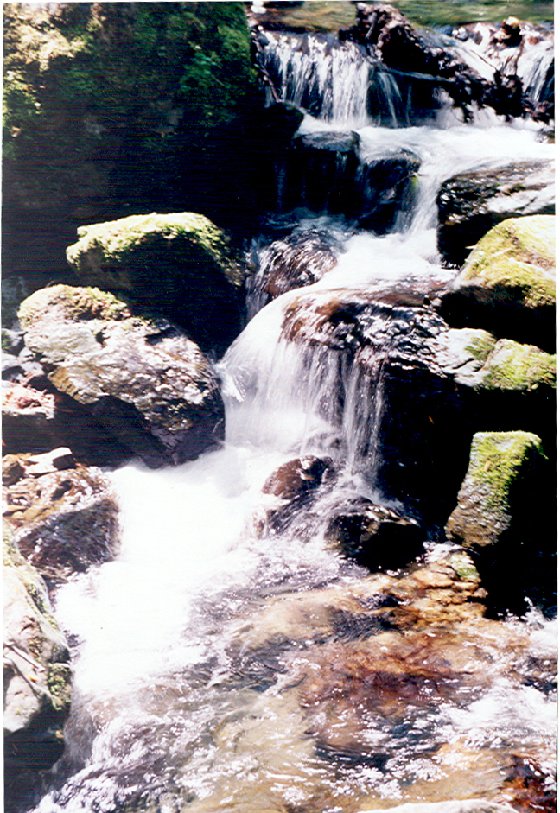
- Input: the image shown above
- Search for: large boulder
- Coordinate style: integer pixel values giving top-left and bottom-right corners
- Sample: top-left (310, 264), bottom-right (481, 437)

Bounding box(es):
top-left (4, 533), bottom-right (72, 804)
top-left (446, 431), bottom-right (554, 612)
top-left (3, 451), bottom-right (119, 585)
top-left (18, 285), bottom-right (225, 468)
top-left (436, 164), bottom-right (555, 267)
top-left (66, 213), bottom-right (244, 355)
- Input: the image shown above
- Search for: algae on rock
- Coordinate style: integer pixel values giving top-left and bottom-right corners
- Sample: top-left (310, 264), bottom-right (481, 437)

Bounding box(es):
top-left (66, 212), bottom-right (244, 354)
top-left (440, 215), bottom-right (556, 351)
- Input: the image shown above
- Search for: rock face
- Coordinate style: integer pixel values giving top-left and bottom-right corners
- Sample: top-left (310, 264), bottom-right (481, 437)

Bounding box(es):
top-left (437, 164), bottom-right (555, 267)
top-left (18, 285), bottom-right (225, 468)
top-left (356, 148), bottom-right (420, 232)
top-left (4, 533), bottom-right (72, 799)
top-left (277, 131), bottom-right (360, 215)
top-left (66, 213), bottom-right (244, 355)
top-left (3, 452), bottom-right (119, 584)
top-left (446, 431), bottom-right (554, 612)
top-left (326, 498), bottom-right (424, 571)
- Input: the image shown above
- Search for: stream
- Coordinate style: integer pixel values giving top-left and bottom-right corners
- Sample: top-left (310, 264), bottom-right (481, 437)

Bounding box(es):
top-left (33, 25), bottom-right (556, 813)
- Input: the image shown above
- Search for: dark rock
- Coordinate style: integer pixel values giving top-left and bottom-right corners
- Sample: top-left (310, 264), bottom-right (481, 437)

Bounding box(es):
top-left (251, 226), bottom-right (340, 309)
top-left (277, 130), bottom-right (360, 214)
top-left (436, 163), bottom-right (555, 267)
top-left (18, 285), bottom-right (225, 468)
top-left (2, 352), bottom-right (23, 380)
top-left (4, 532), bottom-right (72, 803)
top-left (356, 148), bottom-right (420, 232)
top-left (258, 455), bottom-right (335, 534)
top-left (326, 497), bottom-right (424, 571)
top-left (4, 458), bottom-right (119, 584)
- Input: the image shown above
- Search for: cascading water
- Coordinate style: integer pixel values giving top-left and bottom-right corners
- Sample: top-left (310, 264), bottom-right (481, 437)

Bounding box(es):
top-left (30, 17), bottom-right (556, 813)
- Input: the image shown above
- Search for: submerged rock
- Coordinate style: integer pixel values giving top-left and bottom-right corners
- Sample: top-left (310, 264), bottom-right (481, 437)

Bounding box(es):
top-left (18, 285), bottom-right (225, 468)
top-left (437, 164), bottom-right (555, 267)
top-left (3, 453), bottom-right (119, 584)
top-left (4, 532), bottom-right (72, 799)
top-left (66, 213), bottom-right (244, 355)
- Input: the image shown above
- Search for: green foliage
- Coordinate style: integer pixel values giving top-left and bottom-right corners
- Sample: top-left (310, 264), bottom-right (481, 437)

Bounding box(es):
top-left (3, 3), bottom-right (253, 208)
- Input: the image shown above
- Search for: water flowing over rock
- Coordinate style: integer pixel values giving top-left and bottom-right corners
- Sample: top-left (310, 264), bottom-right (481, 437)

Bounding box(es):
top-left (18, 285), bottom-right (225, 468)
top-left (67, 213), bottom-right (244, 356)
top-left (436, 164), bottom-right (555, 267)
top-left (4, 533), bottom-right (72, 808)
top-left (440, 215), bottom-right (556, 350)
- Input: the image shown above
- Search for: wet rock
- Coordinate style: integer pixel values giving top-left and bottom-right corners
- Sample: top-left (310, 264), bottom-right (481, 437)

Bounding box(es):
top-left (446, 431), bottom-right (553, 613)
top-left (251, 226), bottom-right (340, 307)
top-left (501, 754), bottom-right (557, 812)
top-left (4, 532), bottom-right (72, 799)
top-left (3, 455), bottom-right (119, 584)
top-left (356, 148), bottom-right (420, 232)
top-left (278, 130), bottom-right (360, 214)
top-left (282, 290), bottom-right (467, 524)
top-left (2, 352), bottom-right (23, 380)
top-left (18, 285), bottom-right (225, 468)
top-left (66, 213), bottom-right (244, 356)
top-left (258, 455), bottom-right (335, 534)
top-left (437, 165), bottom-right (555, 267)
top-left (326, 497), bottom-right (424, 571)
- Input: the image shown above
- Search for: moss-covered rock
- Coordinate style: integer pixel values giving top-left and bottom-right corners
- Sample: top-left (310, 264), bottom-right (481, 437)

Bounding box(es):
top-left (446, 431), bottom-right (554, 613)
top-left (4, 530), bottom-right (72, 801)
top-left (436, 163), bottom-right (555, 267)
top-left (439, 215), bottom-right (556, 351)
top-left (18, 284), bottom-right (225, 468)
top-left (66, 213), bottom-right (244, 354)
top-left (446, 431), bottom-right (547, 548)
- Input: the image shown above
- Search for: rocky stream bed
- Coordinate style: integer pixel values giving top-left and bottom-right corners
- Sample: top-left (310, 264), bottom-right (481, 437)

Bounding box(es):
top-left (3, 3), bottom-right (557, 812)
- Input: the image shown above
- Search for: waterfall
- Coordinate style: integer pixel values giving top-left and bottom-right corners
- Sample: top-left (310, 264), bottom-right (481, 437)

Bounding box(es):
top-left (27, 15), bottom-right (556, 813)
top-left (260, 31), bottom-right (371, 126)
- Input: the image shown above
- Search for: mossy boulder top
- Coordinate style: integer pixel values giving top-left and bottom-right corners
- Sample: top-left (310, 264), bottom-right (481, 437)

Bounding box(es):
top-left (442, 328), bottom-right (556, 393)
top-left (19, 284), bottom-right (225, 468)
top-left (439, 215), bottom-right (556, 351)
top-left (66, 212), bottom-right (244, 355)
top-left (446, 430), bottom-right (547, 549)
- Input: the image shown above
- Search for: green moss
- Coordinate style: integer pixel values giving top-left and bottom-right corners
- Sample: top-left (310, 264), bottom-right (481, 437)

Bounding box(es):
top-left (478, 339), bottom-right (556, 391)
top-left (68, 212), bottom-right (239, 282)
top-left (446, 551), bottom-right (479, 582)
top-left (18, 284), bottom-right (132, 329)
top-left (463, 215), bottom-right (556, 308)
top-left (468, 431), bottom-right (545, 511)
top-left (464, 330), bottom-right (497, 363)
top-left (47, 663), bottom-right (72, 712)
